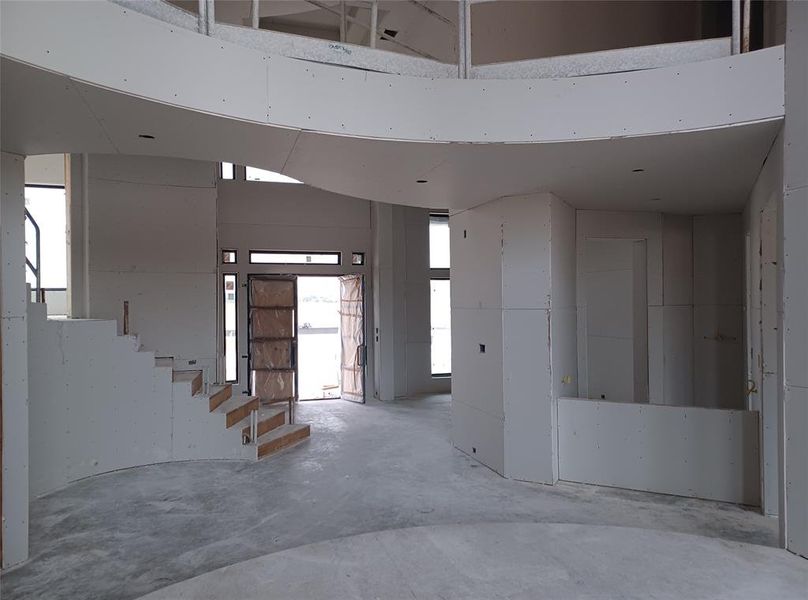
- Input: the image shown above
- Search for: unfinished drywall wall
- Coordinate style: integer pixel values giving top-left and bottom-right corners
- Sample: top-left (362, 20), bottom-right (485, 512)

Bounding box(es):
top-left (558, 397), bottom-right (760, 505)
top-left (216, 179), bottom-right (376, 398)
top-left (693, 214), bottom-right (745, 409)
top-left (781, 0), bottom-right (808, 559)
top-left (451, 193), bottom-right (576, 482)
top-left (371, 203), bottom-right (450, 400)
top-left (577, 210), bottom-right (744, 409)
top-left (1, 151), bottom-right (29, 567)
top-left (743, 130), bottom-right (783, 516)
top-left (84, 154), bottom-right (218, 379)
top-left (580, 239), bottom-right (648, 403)
top-left (26, 302), bottom-right (252, 497)
top-left (550, 197), bottom-right (579, 402)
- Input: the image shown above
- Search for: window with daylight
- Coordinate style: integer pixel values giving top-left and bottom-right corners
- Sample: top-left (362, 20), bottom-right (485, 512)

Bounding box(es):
top-left (429, 213), bottom-right (450, 376)
top-left (250, 251), bottom-right (341, 265)
top-left (222, 249), bottom-right (237, 264)
top-left (24, 185), bottom-right (68, 315)
top-left (245, 166), bottom-right (302, 184)
top-left (220, 162), bottom-right (235, 180)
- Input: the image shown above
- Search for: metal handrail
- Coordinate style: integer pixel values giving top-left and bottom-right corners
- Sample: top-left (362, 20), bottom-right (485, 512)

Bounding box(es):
top-left (24, 207), bottom-right (42, 301)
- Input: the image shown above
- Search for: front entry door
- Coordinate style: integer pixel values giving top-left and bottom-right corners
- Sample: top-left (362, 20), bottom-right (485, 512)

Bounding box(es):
top-left (248, 276), bottom-right (297, 420)
top-left (339, 274), bottom-right (365, 403)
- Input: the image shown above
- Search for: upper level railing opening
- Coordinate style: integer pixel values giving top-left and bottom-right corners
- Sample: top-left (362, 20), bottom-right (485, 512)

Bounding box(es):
top-left (115, 0), bottom-right (785, 79)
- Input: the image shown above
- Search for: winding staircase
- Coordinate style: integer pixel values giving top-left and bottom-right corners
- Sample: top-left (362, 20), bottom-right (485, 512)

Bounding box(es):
top-left (167, 365), bottom-right (311, 459)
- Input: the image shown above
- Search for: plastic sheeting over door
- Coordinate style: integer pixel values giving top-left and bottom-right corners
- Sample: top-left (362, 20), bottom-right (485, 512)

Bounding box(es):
top-left (339, 274), bottom-right (364, 402)
top-left (249, 277), bottom-right (297, 413)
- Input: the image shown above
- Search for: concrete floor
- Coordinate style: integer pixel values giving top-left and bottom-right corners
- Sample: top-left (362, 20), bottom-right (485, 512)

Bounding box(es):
top-left (0, 395), bottom-right (793, 600)
top-left (139, 523), bottom-right (808, 599)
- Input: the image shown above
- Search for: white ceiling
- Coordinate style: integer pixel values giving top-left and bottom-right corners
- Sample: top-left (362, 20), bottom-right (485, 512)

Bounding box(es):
top-left (0, 57), bottom-right (781, 214)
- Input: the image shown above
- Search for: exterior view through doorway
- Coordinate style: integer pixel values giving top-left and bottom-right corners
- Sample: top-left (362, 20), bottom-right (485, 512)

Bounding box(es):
top-left (248, 275), bottom-right (365, 406)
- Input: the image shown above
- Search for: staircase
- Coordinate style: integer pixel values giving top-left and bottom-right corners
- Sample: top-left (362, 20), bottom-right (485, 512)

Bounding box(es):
top-left (171, 366), bottom-right (311, 460)
top-left (28, 300), bottom-right (312, 497)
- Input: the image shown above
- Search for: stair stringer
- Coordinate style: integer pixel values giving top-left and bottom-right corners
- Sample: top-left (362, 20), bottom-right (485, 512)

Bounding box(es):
top-left (27, 301), bottom-right (254, 498)
top-left (171, 383), bottom-right (254, 461)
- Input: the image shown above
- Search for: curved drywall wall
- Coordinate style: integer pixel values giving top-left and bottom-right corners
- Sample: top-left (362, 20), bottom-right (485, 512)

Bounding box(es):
top-left (0, 1), bottom-right (783, 144)
top-left (0, 1), bottom-right (785, 210)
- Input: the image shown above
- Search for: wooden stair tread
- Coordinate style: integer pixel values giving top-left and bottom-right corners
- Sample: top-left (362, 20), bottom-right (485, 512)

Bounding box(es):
top-left (257, 423), bottom-right (310, 458)
top-left (213, 394), bottom-right (258, 415)
top-left (174, 369), bottom-right (203, 396)
top-left (208, 384), bottom-right (232, 411)
top-left (172, 370), bottom-right (201, 383)
top-left (233, 405), bottom-right (286, 430)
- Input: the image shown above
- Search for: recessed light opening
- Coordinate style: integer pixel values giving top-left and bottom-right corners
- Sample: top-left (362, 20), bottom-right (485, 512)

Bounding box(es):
top-left (417, 179), bottom-right (428, 184)
top-left (138, 134), bottom-right (155, 139)
top-left (632, 168), bottom-right (645, 173)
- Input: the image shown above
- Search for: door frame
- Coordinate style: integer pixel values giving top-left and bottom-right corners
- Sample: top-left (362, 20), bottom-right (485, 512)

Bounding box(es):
top-left (244, 272), bottom-right (368, 404)
top-left (338, 273), bottom-right (367, 404)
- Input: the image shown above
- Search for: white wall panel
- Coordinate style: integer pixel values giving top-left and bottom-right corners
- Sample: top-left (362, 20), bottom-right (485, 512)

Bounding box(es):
top-left (27, 302), bottom-right (252, 496)
top-left (784, 386), bottom-right (808, 556)
top-left (88, 181), bottom-right (216, 274)
top-left (451, 308), bottom-right (503, 419)
top-left (782, 0), bottom-right (808, 557)
top-left (693, 305), bottom-right (745, 409)
top-left (89, 154), bottom-right (214, 188)
top-left (502, 196), bottom-right (551, 310)
top-left (24, 154), bottom-right (65, 186)
top-left (1, 1), bottom-right (270, 123)
top-left (576, 211), bottom-right (663, 307)
top-left (694, 214), bottom-right (744, 306)
top-left (267, 42), bottom-right (785, 143)
top-left (692, 214), bottom-right (744, 410)
top-left (584, 268), bottom-right (633, 339)
top-left (450, 204), bottom-right (503, 310)
top-left (452, 193), bottom-right (565, 483)
top-left (503, 308), bottom-right (554, 482)
top-left (558, 398), bottom-right (760, 505)
top-left (1, 151), bottom-right (29, 567)
top-left (550, 197), bottom-right (578, 405)
top-left (86, 154), bottom-right (217, 375)
top-left (662, 214), bottom-right (693, 305)
top-left (451, 399), bottom-right (504, 475)
top-left (782, 187), bottom-right (808, 392)
top-left (218, 181), bottom-right (371, 229)
top-left (647, 305), bottom-right (664, 404)
top-left (578, 209), bottom-right (742, 409)
top-left (88, 271), bottom-right (216, 363)
top-left (662, 306), bottom-right (694, 406)
top-left (586, 336), bottom-right (634, 402)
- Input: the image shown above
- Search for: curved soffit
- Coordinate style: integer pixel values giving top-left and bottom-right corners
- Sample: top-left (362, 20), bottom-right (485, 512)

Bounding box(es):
top-left (0, 0), bottom-right (785, 211)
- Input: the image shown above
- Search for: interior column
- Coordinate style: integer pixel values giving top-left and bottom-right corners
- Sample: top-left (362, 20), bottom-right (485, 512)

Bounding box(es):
top-left (1, 151), bottom-right (29, 567)
top-left (450, 193), bottom-right (576, 483)
top-left (780, 0), bottom-right (808, 558)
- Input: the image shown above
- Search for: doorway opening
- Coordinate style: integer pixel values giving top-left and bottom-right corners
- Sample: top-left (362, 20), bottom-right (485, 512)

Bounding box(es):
top-left (297, 276), bottom-right (342, 400)
top-left (246, 274), bottom-right (365, 404)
